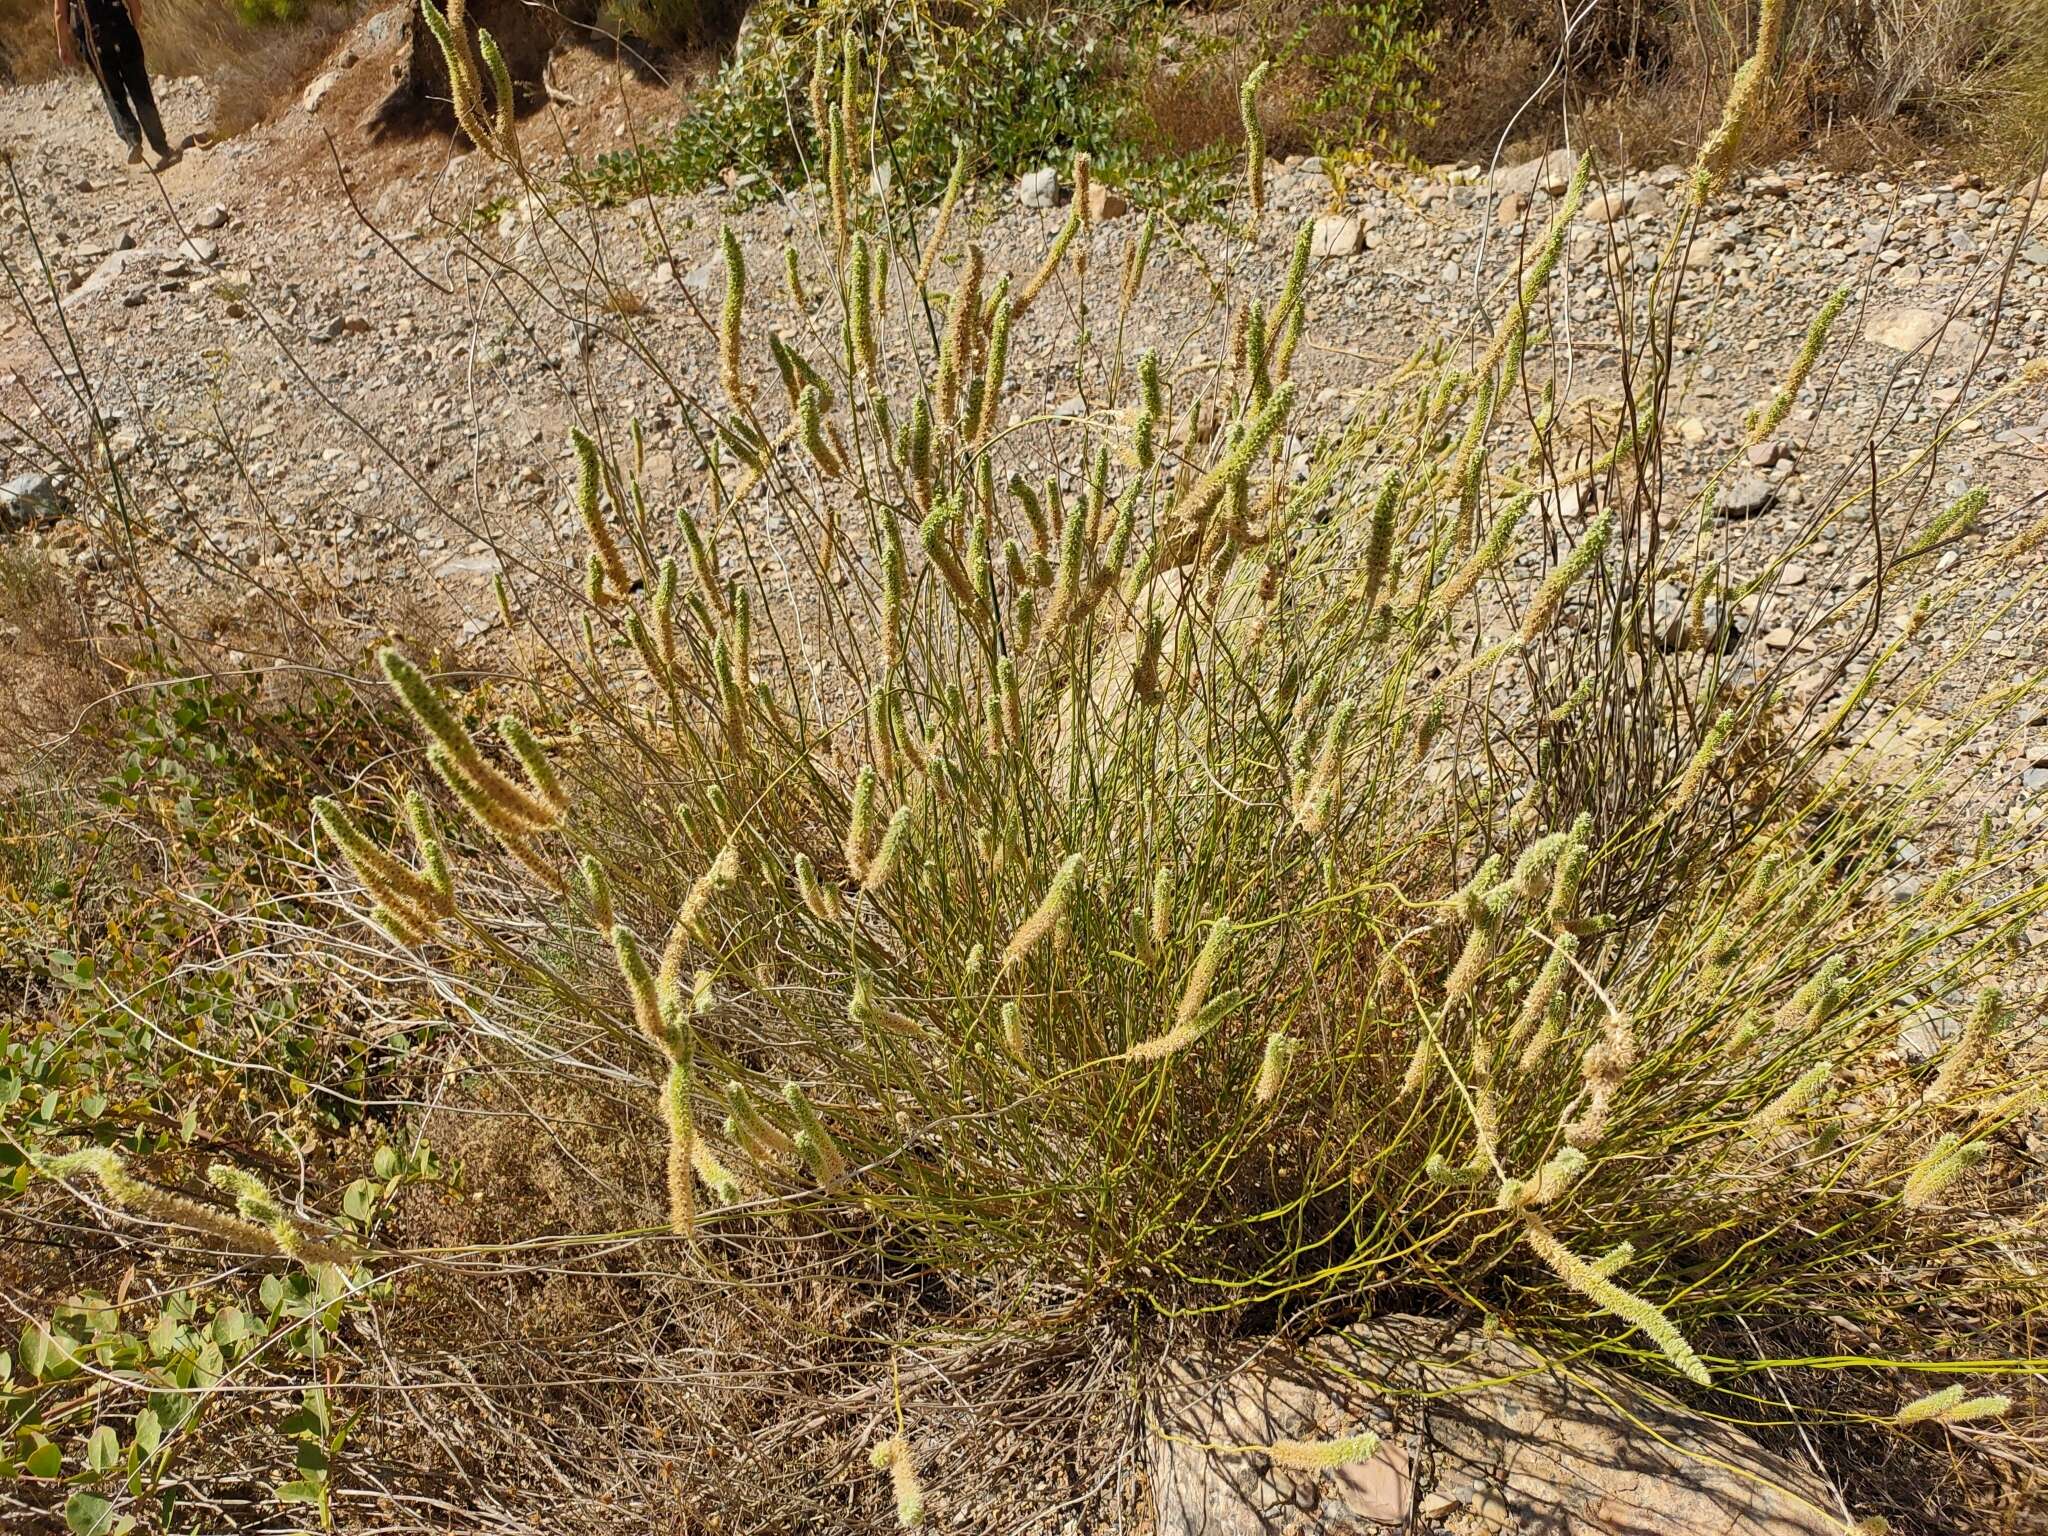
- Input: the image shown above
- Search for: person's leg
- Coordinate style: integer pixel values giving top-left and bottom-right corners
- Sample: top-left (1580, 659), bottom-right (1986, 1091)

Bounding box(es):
top-left (73, 7), bottom-right (143, 160)
top-left (121, 57), bottom-right (171, 159)
top-left (91, 1), bottom-right (172, 159)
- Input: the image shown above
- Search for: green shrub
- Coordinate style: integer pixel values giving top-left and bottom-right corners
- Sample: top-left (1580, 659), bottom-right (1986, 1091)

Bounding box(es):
top-left (585, 0), bottom-right (1179, 206)
top-left (1307, 0), bottom-right (1439, 156)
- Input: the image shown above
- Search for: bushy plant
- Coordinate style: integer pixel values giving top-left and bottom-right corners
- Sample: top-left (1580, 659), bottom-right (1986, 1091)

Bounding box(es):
top-left (585, 0), bottom-right (1162, 205)
top-left (26, 0), bottom-right (2048, 1527)
top-left (1308, 0), bottom-right (1440, 155)
top-left (334, 0), bottom-right (2043, 1449)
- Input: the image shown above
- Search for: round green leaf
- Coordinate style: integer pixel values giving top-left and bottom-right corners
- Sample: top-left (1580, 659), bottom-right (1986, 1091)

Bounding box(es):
top-left (85, 1424), bottom-right (120, 1473)
top-left (64, 1491), bottom-right (115, 1536)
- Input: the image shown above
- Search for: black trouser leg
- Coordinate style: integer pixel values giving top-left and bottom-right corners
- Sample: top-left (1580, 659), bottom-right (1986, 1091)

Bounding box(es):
top-left (73, 14), bottom-right (141, 151)
top-left (79, 3), bottom-right (169, 158)
top-left (116, 48), bottom-right (170, 156)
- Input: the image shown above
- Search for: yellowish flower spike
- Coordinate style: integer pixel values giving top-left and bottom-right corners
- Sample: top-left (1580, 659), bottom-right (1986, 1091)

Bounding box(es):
top-left (720, 223), bottom-right (750, 410)
top-left (1895, 1384), bottom-right (2011, 1425)
top-left (1000, 853), bottom-right (1085, 970)
top-left (1261, 1429), bottom-right (1382, 1472)
top-left (1252, 1031), bottom-right (1298, 1104)
top-left (871, 1435), bottom-right (927, 1527)
top-left (1172, 918), bottom-right (1232, 1035)
top-left (1519, 1212), bottom-right (1711, 1385)
top-left (571, 427), bottom-right (633, 597)
top-left (662, 1057), bottom-right (696, 1238)
top-left (1749, 287), bottom-right (1848, 446)
top-left (1520, 510), bottom-right (1613, 644)
top-left (915, 142), bottom-right (971, 291)
top-left (783, 1082), bottom-right (847, 1187)
top-left (381, 649), bottom-right (562, 835)
top-left (1902, 1133), bottom-right (1987, 1210)
top-left (1239, 61), bottom-right (1272, 227)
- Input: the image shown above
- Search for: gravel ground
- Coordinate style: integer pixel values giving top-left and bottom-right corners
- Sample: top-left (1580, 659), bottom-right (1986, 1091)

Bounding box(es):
top-left (2, 9), bottom-right (2045, 890)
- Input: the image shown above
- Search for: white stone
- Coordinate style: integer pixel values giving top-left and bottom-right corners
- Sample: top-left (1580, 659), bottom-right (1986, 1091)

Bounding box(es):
top-left (1017, 168), bottom-right (1059, 209)
top-left (1310, 213), bottom-right (1364, 259)
top-left (1152, 1316), bottom-right (1845, 1536)
top-left (1493, 147), bottom-right (1575, 198)
top-left (301, 69), bottom-right (343, 114)
top-left (1863, 306), bottom-right (1982, 358)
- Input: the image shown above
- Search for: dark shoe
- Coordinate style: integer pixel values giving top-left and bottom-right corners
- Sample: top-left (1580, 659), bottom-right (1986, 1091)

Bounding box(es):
top-left (125, 141), bottom-right (145, 165)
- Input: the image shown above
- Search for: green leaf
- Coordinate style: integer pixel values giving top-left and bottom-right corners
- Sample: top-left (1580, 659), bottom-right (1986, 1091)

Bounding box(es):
top-left (341, 1180), bottom-right (377, 1223)
top-left (19, 1325), bottom-right (47, 1380)
top-left (372, 1146), bottom-right (401, 1180)
top-left (212, 1307), bottom-right (247, 1347)
top-left (63, 1491), bottom-right (115, 1536)
top-left (24, 1441), bottom-right (63, 1478)
top-left (132, 1408), bottom-right (162, 1458)
top-left (86, 1424), bottom-right (120, 1473)
top-left (146, 1314), bottom-right (180, 1357)
top-left (40, 1331), bottom-right (81, 1381)
top-left (273, 1476), bottom-right (326, 1504)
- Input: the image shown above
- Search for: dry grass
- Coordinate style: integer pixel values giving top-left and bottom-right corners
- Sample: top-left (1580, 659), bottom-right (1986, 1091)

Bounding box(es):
top-left (0, 546), bottom-right (109, 787)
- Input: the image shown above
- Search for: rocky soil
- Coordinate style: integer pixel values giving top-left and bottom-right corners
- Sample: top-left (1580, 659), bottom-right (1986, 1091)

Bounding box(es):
top-left (1, 8), bottom-right (2045, 919)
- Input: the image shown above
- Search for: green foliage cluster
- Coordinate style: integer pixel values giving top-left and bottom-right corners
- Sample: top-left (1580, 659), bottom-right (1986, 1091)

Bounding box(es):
top-left (7, 1276), bottom-right (378, 1530)
top-left (1, 672), bottom-right (418, 1191)
top-left (1305, 0), bottom-right (1440, 155)
top-left (584, 0), bottom-right (1191, 207)
top-left (2, 669), bottom-right (445, 1524)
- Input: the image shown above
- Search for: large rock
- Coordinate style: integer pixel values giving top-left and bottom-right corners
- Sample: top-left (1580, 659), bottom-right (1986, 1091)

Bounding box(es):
top-left (1, 473), bottom-right (64, 528)
top-left (1718, 474), bottom-right (1777, 521)
top-left (364, 0), bottom-right (744, 139)
top-left (1493, 147), bottom-right (1576, 199)
top-left (1017, 167), bottom-right (1060, 209)
top-left (301, 68), bottom-right (344, 114)
top-left (1863, 306), bottom-right (1982, 360)
top-left (1310, 214), bottom-right (1365, 259)
top-left (61, 247), bottom-right (158, 309)
top-left (1149, 1315), bottom-right (1849, 1535)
